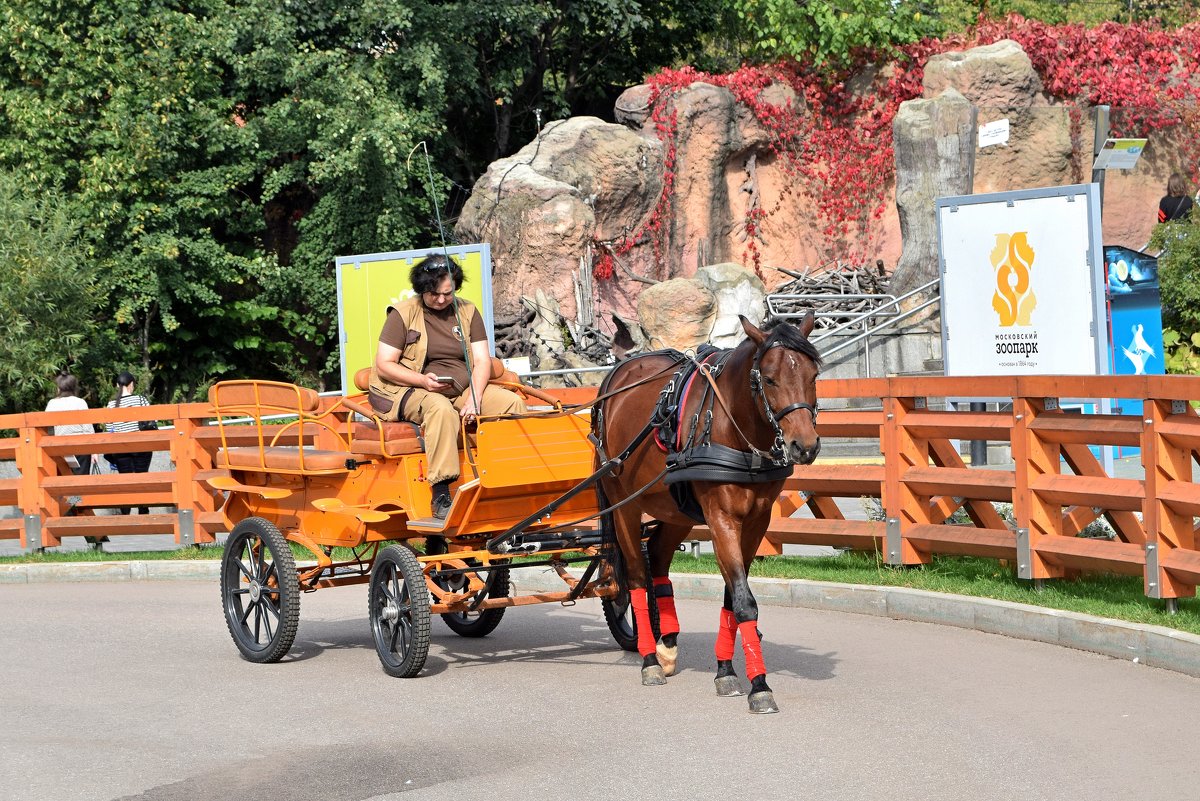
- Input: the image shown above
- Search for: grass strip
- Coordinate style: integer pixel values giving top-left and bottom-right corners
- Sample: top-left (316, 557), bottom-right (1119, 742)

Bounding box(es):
top-left (3, 544), bottom-right (1198, 635)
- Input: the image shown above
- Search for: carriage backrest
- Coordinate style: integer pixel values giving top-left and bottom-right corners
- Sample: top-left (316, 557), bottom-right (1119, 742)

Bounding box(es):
top-left (208, 380), bottom-right (322, 415)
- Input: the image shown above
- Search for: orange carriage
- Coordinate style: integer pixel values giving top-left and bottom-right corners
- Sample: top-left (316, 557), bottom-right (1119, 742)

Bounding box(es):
top-left (207, 363), bottom-right (634, 676)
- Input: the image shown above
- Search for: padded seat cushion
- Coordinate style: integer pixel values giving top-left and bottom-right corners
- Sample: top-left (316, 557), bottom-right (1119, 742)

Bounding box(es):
top-left (350, 421), bottom-right (424, 457)
top-left (217, 447), bottom-right (349, 472)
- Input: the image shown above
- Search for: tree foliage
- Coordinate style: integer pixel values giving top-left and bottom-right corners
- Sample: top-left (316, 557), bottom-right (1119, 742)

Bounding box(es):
top-left (2, 0), bottom-right (1199, 410)
top-left (734, 0), bottom-right (936, 67)
top-left (0, 171), bottom-right (98, 412)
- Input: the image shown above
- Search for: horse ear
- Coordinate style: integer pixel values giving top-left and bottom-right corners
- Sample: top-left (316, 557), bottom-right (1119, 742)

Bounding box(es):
top-left (798, 310), bottom-right (815, 339)
top-left (739, 315), bottom-right (766, 345)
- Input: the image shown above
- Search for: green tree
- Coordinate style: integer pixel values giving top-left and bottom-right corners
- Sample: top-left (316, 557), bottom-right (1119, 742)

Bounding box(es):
top-left (0, 172), bottom-right (99, 414)
top-left (436, 0), bottom-right (731, 180)
top-left (733, 0), bottom-right (936, 67)
top-left (0, 0), bottom-right (286, 401)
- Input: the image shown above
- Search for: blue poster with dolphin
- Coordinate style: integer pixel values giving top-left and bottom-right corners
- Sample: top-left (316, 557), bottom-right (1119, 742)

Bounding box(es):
top-left (1104, 244), bottom-right (1163, 456)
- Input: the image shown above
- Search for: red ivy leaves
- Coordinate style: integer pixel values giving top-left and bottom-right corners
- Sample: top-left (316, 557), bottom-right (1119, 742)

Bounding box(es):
top-left (595, 14), bottom-right (1200, 282)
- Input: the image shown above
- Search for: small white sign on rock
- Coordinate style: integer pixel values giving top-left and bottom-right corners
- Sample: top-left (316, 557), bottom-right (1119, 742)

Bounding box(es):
top-left (978, 118), bottom-right (1010, 148)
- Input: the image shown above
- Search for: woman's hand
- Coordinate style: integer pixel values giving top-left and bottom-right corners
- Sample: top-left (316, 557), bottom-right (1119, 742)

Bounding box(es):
top-left (422, 373), bottom-right (449, 392)
top-left (460, 399), bottom-right (479, 420)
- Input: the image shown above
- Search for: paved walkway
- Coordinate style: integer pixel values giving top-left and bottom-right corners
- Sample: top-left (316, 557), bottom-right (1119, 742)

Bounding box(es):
top-left (2, 580), bottom-right (1198, 801)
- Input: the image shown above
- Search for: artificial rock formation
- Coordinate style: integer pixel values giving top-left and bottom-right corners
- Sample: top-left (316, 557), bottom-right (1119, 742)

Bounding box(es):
top-left (890, 89), bottom-right (977, 303)
top-left (694, 262), bottom-right (766, 348)
top-left (456, 116), bottom-right (663, 321)
top-left (636, 278), bottom-right (718, 351)
top-left (923, 39), bottom-right (1073, 196)
top-left (458, 37), bottom-right (1179, 349)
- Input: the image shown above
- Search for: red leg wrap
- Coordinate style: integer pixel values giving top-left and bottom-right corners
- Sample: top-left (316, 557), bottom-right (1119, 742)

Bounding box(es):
top-left (629, 587), bottom-right (657, 657)
top-left (652, 577), bottom-right (680, 636)
top-left (715, 608), bottom-right (738, 661)
top-left (739, 621), bottom-right (766, 681)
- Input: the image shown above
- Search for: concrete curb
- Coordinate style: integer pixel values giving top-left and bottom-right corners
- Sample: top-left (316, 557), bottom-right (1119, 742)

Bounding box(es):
top-left (5, 560), bottom-right (1199, 680)
top-left (514, 570), bottom-right (1200, 680)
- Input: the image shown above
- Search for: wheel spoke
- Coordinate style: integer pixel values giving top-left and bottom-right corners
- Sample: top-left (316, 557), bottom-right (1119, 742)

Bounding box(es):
top-left (246, 539), bottom-right (261, 577)
top-left (396, 616), bottom-right (411, 654)
top-left (253, 602), bottom-right (263, 643)
top-left (387, 619), bottom-right (401, 653)
top-left (236, 558), bottom-right (254, 582)
top-left (239, 598), bottom-right (256, 627)
top-left (261, 604), bottom-right (275, 641)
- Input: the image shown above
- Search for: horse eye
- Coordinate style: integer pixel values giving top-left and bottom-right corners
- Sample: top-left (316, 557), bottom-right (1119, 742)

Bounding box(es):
top-left (764, 377), bottom-right (777, 387)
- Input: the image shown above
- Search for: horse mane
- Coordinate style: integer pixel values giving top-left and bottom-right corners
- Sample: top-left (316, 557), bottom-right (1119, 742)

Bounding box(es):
top-left (760, 317), bottom-right (823, 369)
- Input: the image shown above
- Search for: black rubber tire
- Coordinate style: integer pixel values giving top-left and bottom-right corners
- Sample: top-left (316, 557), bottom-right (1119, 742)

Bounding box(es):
top-left (602, 589), bottom-right (640, 652)
top-left (369, 545), bottom-right (432, 678)
top-left (600, 534), bottom-right (659, 652)
top-left (439, 566), bottom-right (510, 638)
top-left (220, 517), bottom-right (300, 664)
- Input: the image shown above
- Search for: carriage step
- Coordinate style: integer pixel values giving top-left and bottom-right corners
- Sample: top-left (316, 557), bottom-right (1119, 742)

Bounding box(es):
top-left (407, 516), bottom-right (448, 531)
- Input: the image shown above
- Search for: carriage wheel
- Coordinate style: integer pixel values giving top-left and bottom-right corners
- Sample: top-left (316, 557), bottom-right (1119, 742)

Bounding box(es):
top-left (600, 545), bottom-right (659, 652)
top-left (220, 517), bottom-right (300, 664)
top-left (368, 545), bottom-right (432, 678)
top-left (438, 565), bottom-right (510, 637)
top-left (426, 538), bottom-right (510, 637)
top-left (601, 590), bottom-right (640, 652)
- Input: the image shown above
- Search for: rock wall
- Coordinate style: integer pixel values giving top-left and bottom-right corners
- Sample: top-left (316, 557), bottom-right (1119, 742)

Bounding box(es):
top-left (456, 38), bottom-right (1183, 342)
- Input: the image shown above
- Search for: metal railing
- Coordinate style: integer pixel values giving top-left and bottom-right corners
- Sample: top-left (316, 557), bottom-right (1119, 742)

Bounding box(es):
top-left (768, 279), bottom-right (941, 372)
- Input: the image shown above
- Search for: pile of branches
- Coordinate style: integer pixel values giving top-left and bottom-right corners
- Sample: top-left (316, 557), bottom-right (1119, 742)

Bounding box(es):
top-left (493, 309), bottom-right (535, 360)
top-left (768, 260), bottom-right (891, 329)
top-left (492, 308), bottom-right (614, 366)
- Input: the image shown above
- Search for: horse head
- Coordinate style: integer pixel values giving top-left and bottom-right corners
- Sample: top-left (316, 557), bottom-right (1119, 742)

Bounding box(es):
top-left (740, 312), bottom-right (822, 465)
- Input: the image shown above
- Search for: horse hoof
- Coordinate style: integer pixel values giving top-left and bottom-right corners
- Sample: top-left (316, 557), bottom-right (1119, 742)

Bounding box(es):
top-left (714, 675), bottom-right (744, 697)
top-left (641, 665), bottom-right (668, 686)
top-left (656, 643), bottom-right (679, 677)
top-left (747, 690), bottom-right (779, 714)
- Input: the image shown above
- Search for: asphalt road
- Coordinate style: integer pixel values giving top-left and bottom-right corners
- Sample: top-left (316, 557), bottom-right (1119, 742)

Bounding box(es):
top-left (2, 580), bottom-right (1199, 801)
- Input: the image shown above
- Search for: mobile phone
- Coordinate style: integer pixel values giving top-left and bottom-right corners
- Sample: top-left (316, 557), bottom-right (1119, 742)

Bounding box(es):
top-left (435, 375), bottom-right (454, 384)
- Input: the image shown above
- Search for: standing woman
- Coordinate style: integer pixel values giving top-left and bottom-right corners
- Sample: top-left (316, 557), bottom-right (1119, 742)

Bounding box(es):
top-left (1158, 172), bottom-right (1193, 223)
top-left (45, 372), bottom-right (94, 476)
top-left (105, 370), bottom-right (152, 514)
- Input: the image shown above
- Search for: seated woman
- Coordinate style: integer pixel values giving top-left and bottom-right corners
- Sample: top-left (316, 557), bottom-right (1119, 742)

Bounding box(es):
top-left (368, 254), bottom-right (527, 519)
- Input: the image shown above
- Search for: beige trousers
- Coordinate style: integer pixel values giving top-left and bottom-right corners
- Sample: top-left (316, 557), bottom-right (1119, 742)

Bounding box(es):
top-left (398, 385), bottom-right (527, 484)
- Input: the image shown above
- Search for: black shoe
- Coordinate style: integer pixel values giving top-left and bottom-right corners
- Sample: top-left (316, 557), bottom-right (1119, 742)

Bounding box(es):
top-left (431, 495), bottom-right (452, 520)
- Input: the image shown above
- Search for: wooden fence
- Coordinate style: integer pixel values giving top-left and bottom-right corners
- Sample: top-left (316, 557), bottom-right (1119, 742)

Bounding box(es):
top-left (5, 375), bottom-right (1200, 601)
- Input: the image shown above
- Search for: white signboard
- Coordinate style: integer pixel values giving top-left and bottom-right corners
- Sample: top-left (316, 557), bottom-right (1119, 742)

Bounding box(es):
top-left (937, 184), bottom-right (1107, 376)
top-left (1091, 137), bottom-right (1147, 171)
top-left (978, 118), bottom-right (1010, 148)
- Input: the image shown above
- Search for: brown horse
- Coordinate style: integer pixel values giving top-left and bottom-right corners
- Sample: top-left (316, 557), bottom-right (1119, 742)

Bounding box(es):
top-left (594, 314), bottom-right (821, 713)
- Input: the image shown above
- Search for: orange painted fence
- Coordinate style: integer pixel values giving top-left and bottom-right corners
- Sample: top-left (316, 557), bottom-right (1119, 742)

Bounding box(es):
top-left (0, 402), bottom-right (309, 550)
top-left (5, 375), bottom-right (1200, 601)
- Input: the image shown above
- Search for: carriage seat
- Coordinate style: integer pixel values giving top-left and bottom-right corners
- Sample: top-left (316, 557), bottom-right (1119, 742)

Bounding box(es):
top-left (208, 380), bottom-right (354, 474)
top-left (346, 358), bottom-right (519, 458)
top-left (216, 446), bottom-right (351, 472)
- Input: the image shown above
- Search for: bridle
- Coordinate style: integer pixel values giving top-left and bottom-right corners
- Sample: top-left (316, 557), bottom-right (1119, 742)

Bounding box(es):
top-left (748, 340), bottom-right (819, 461)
